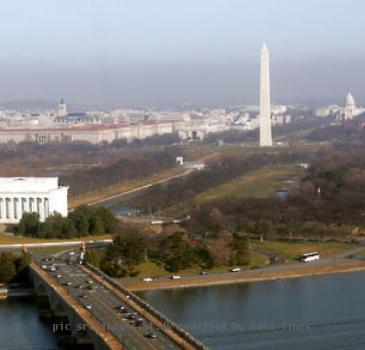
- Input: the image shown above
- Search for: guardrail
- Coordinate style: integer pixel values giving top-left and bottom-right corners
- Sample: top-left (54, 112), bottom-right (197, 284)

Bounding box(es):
top-left (85, 263), bottom-right (208, 350)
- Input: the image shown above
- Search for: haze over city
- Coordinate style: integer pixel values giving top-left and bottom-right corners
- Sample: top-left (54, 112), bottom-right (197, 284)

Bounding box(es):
top-left (1, 0), bottom-right (364, 106)
top-left (2, 2), bottom-right (365, 350)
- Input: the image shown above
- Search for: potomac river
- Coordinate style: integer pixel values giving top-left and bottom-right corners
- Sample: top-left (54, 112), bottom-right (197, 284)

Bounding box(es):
top-left (3, 271), bottom-right (365, 349)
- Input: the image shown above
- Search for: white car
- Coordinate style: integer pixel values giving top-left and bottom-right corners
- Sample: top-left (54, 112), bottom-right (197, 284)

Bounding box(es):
top-left (68, 251), bottom-right (75, 256)
top-left (85, 305), bottom-right (92, 310)
top-left (230, 267), bottom-right (241, 273)
top-left (171, 275), bottom-right (181, 280)
top-left (143, 277), bottom-right (153, 283)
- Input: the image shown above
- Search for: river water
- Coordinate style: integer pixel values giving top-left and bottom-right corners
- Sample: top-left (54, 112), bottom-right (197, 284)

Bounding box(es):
top-left (0, 297), bottom-right (60, 350)
top-left (2, 272), bottom-right (365, 349)
top-left (138, 271), bottom-right (365, 350)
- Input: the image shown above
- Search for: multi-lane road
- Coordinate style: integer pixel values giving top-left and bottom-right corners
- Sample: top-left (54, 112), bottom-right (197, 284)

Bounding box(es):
top-left (35, 254), bottom-right (184, 350)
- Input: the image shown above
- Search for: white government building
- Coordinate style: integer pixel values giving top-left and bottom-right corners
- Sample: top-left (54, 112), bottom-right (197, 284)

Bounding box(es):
top-left (0, 177), bottom-right (68, 224)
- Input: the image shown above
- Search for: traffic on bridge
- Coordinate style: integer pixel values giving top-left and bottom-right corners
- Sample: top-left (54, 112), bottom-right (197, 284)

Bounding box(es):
top-left (31, 252), bottom-right (207, 350)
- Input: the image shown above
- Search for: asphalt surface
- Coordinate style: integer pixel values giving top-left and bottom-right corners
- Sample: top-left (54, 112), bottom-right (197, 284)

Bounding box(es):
top-left (34, 254), bottom-right (183, 350)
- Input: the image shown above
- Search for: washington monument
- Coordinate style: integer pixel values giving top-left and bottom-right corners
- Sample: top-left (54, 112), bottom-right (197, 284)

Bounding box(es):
top-left (259, 42), bottom-right (272, 147)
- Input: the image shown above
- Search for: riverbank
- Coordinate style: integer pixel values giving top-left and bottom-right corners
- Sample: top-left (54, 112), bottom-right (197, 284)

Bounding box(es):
top-left (125, 258), bottom-right (365, 292)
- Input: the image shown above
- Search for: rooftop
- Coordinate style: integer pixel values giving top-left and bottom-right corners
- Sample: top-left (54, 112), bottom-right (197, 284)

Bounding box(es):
top-left (0, 177), bottom-right (65, 193)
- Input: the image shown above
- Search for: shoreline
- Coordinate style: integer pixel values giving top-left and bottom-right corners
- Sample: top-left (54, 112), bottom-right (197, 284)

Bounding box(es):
top-left (125, 260), bottom-right (365, 292)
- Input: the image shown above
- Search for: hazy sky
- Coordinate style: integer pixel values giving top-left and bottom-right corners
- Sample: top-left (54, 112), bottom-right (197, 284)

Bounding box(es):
top-left (0, 0), bottom-right (364, 107)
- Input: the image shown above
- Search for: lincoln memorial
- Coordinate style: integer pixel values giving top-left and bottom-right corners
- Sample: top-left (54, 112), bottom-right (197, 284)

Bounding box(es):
top-left (0, 177), bottom-right (68, 224)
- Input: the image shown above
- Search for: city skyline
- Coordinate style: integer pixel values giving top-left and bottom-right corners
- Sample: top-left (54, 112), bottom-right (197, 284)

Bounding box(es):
top-left (0, 1), bottom-right (364, 106)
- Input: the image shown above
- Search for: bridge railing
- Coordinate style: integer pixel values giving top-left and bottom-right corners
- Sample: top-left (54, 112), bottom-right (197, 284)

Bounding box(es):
top-left (85, 263), bottom-right (208, 350)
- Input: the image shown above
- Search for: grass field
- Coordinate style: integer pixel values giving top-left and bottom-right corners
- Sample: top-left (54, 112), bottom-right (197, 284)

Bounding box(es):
top-left (0, 232), bottom-right (111, 245)
top-left (195, 164), bottom-right (301, 204)
top-left (126, 250), bottom-right (269, 279)
top-left (252, 240), bottom-right (352, 261)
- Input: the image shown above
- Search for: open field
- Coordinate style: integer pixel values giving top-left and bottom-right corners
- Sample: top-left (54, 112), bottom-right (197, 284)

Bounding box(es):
top-left (0, 232), bottom-right (111, 245)
top-left (123, 250), bottom-right (269, 279)
top-left (195, 164), bottom-right (301, 204)
top-left (252, 240), bottom-right (352, 261)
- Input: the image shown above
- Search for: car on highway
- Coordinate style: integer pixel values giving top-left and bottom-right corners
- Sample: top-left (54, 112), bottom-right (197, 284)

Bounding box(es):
top-left (142, 277), bottom-right (153, 283)
top-left (134, 318), bottom-right (144, 326)
top-left (230, 267), bottom-right (241, 272)
top-left (170, 275), bottom-right (181, 280)
top-left (145, 333), bottom-right (157, 339)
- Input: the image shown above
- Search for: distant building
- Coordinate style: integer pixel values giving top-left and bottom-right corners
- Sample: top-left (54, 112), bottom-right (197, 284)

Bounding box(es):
top-left (338, 92), bottom-right (365, 120)
top-left (315, 105), bottom-right (340, 118)
top-left (54, 112), bottom-right (100, 125)
top-left (0, 177), bottom-right (68, 224)
top-left (57, 98), bottom-right (67, 117)
top-left (272, 114), bottom-right (291, 125)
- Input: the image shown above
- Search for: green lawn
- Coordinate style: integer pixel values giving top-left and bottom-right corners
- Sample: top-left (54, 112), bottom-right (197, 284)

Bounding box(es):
top-left (126, 250), bottom-right (269, 279)
top-left (252, 240), bottom-right (352, 261)
top-left (195, 164), bottom-right (301, 204)
top-left (0, 232), bottom-right (112, 245)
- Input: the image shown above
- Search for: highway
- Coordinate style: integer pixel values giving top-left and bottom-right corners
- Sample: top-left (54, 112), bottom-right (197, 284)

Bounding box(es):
top-left (34, 255), bottom-right (185, 350)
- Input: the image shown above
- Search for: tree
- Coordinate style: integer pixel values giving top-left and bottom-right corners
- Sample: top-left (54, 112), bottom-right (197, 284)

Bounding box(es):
top-left (17, 213), bottom-right (41, 236)
top-left (85, 249), bottom-right (103, 268)
top-left (101, 231), bottom-right (147, 276)
top-left (95, 206), bottom-right (116, 233)
top-left (40, 213), bottom-right (74, 238)
top-left (69, 206), bottom-right (91, 236)
top-left (209, 230), bottom-right (232, 265)
top-left (158, 232), bottom-right (194, 272)
top-left (231, 233), bottom-right (250, 266)
top-left (111, 233), bottom-right (146, 268)
top-left (0, 252), bottom-right (17, 283)
top-left (90, 216), bottom-right (105, 235)
top-left (193, 243), bottom-right (214, 269)
top-left (15, 251), bottom-right (32, 281)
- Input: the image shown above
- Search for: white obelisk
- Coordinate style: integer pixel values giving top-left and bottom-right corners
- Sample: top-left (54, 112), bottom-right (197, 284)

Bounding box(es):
top-left (259, 42), bottom-right (272, 147)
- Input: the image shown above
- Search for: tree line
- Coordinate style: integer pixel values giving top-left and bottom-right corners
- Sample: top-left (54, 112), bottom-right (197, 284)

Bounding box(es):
top-left (0, 251), bottom-right (32, 284)
top-left (128, 151), bottom-right (308, 212)
top-left (61, 148), bottom-right (180, 197)
top-left (184, 143), bottom-right (365, 241)
top-left (85, 222), bottom-right (250, 277)
top-left (16, 205), bottom-right (116, 239)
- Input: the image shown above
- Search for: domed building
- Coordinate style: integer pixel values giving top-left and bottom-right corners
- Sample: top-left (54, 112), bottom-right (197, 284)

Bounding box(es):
top-left (338, 91), bottom-right (365, 120)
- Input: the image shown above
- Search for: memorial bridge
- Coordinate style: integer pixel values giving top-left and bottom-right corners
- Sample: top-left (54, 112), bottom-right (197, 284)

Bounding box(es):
top-left (29, 256), bottom-right (207, 350)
